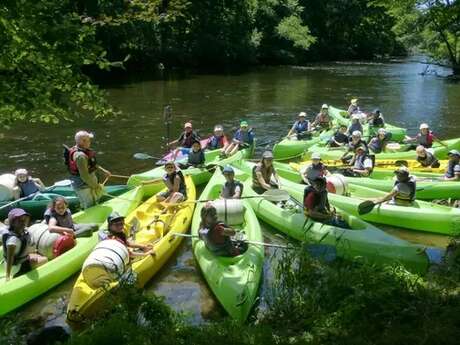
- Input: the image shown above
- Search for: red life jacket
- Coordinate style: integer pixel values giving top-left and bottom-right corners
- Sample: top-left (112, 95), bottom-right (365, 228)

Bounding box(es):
top-left (417, 131), bottom-right (434, 148)
top-left (67, 146), bottom-right (97, 176)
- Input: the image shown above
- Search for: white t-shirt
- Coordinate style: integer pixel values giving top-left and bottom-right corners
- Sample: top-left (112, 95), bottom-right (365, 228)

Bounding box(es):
top-left (4, 232), bottom-right (32, 263)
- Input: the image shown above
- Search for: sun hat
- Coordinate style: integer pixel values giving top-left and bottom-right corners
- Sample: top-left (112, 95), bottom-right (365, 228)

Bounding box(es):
top-left (8, 208), bottom-right (30, 224)
top-left (321, 104), bottom-right (329, 109)
top-left (298, 112), bottom-right (307, 117)
top-left (311, 152), bottom-right (321, 160)
top-left (184, 122), bottom-right (193, 129)
top-left (214, 125), bottom-right (224, 131)
top-left (377, 128), bottom-right (386, 135)
top-left (419, 123), bottom-right (429, 130)
top-left (107, 212), bottom-right (125, 225)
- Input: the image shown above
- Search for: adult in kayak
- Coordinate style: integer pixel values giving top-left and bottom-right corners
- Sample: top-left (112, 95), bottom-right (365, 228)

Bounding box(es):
top-left (168, 122), bottom-right (201, 149)
top-left (198, 202), bottom-right (247, 257)
top-left (341, 131), bottom-right (368, 162)
top-left (303, 177), bottom-right (349, 228)
top-left (286, 112), bottom-right (311, 140)
top-left (220, 166), bottom-right (243, 199)
top-left (347, 114), bottom-right (363, 137)
top-left (13, 168), bottom-right (45, 199)
top-left (2, 208), bottom-right (48, 281)
top-left (206, 125), bottom-right (229, 150)
top-left (404, 123), bottom-right (438, 149)
top-left (312, 104), bottom-right (332, 130)
top-left (178, 140), bottom-right (205, 169)
top-left (444, 150), bottom-right (460, 181)
top-left (416, 145), bottom-right (440, 168)
top-left (66, 131), bottom-right (111, 209)
top-left (44, 196), bottom-right (98, 238)
top-left (222, 120), bottom-right (255, 157)
top-left (301, 152), bottom-right (329, 185)
top-left (156, 161), bottom-right (187, 203)
top-left (347, 98), bottom-right (360, 116)
top-left (368, 128), bottom-right (390, 154)
top-left (342, 146), bottom-right (373, 177)
top-left (374, 167), bottom-right (416, 206)
top-left (328, 125), bottom-right (349, 147)
top-left (367, 109), bottom-right (385, 128)
top-left (252, 151), bottom-right (280, 194)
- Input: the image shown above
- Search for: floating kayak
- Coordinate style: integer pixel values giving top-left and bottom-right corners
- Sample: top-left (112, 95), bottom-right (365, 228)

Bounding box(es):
top-left (233, 160), bottom-right (443, 273)
top-left (191, 169), bottom-right (264, 322)
top-left (303, 138), bottom-right (460, 161)
top-left (0, 185), bottom-right (130, 220)
top-left (127, 145), bottom-right (254, 194)
top-left (286, 162), bottom-right (458, 200)
top-left (66, 177), bottom-right (195, 321)
top-left (328, 105), bottom-right (407, 141)
top-left (0, 186), bottom-right (144, 316)
top-left (272, 163), bottom-right (460, 236)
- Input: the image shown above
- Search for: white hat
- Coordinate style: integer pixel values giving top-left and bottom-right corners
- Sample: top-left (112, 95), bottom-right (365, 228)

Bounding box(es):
top-left (352, 130), bottom-right (362, 137)
top-left (377, 128), bottom-right (386, 135)
top-left (351, 98), bottom-right (358, 105)
top-left (75, 130), bottom-right (94, 142)
top-left (214, 125), bottom-right (224, 131)
top-left (14, 168), bottom-right (28, 176)
top-left (321, 104), bottom-right (329, 109)
top-left (298, 112), bottom-right (307, 117)
top-left (311, 152), bottom-right (321, 160)
top-left (419, 123), bottom-right (429, 130)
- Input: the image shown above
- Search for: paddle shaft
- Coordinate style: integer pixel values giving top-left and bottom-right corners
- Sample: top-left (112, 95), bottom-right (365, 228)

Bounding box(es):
top-left (172, 233), bottom-right (292, 249)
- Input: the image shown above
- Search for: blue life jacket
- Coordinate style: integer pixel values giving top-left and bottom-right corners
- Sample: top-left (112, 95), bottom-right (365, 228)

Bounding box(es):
top-left (17, 179), bottom-right (39, 198)
top-left (293, 120), bottom-right (309, 134)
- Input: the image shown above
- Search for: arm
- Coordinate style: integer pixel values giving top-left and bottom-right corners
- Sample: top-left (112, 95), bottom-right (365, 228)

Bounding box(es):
top-left (256, 171), bottom-right (271, 190)
top-left (375, 190), bottom-right (397, 204)
top-left (5, 244), bottom-right (16, 281)
top-left (75, 153), bottom-right (99, 189)
top-left (97, 165), bottom-right (111, 177)
top-left (48, 218), bottom-right (75, 237)
top-left (32, 178), bottom-right (46, 191)
top-left (233, 185), bottom-right (242, 199)
top-left (222, 226), bottom-right (236, 236)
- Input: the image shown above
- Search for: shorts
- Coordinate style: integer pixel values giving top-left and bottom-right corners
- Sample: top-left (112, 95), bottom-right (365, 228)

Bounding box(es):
top-left (14, 259), bottom-right (32, 277)
top-left (74, 187), bottom-right (101, 209)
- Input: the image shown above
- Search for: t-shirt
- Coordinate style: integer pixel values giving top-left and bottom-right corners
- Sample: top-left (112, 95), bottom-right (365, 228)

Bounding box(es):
top-left (303, 164), bottom-right (326, 184)
top-left (221, 181), bottom-right (243, 199)
top-left (4, 232), bottom-right (32, 264)
top-left (252, 163), bottom-right (274, 188)
top-left (353, 156), bottom-right (373, 170)
top-left (44, 208), bottom-right (74, 229)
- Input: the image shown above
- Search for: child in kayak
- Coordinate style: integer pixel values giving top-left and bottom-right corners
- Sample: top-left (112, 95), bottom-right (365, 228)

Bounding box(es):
top-left (342, 146), bottom-right (373, 177)
top-left (375, 167), bottom-right (416, 206)
top-left (312, 104), bottom-right (332, 130)
top-left (206, 125), bottom-right (229, 150)
top-left (404, 123), bottom-right (438, 149)
top-left (367, 109), bottom-right (385, 128)
top-left (347, 114), bottom-right (363, 137)
top-left (220, 166), bottom-right (243, 199)
top-left (169, 122), bottom-right (201, 149)
top-left (347, 98), bottom-right (360, 116)
top-left (301, 152), bottom-right (329, 185)
top-left (178, 141), bottom-right (205, 169)
top-left (222, 121), bottom-right (255, 157)
top-left (328, 125), bottom-right (349, 147)
top-left (368, 128), bottom-right (390, 154)
top-left (13, 168), bottom-right (45, 199)
top-left (156, 161), bottom-right (187, 203)
top-left (2, 208), bottom-right (48, 281)
top-left (415, 145), bottom-right (440, 168)
top-left (198, 203), bottom-right (247, 257)
top-left (444, 150), bottom-right (460, 181)
top-left (286, 112), bottom-right (311, 140)
top-left (252, 151), bottom-right (281, 194)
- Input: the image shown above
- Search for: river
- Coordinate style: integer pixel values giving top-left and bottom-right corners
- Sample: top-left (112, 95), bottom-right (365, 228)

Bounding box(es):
top-left (1, 58), bottom-right (458, 331)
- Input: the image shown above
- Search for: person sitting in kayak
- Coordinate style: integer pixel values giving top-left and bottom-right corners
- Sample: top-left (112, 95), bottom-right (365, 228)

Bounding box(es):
top-left (347, 98), bottom-right (360, 116)
top-left (220, 166), bottom-right (243, 199)
top-left (168, 122), bottom-right (201, 149)
top-left (368, 128), bottom-right (390, 154)
top-left (252, 151), bottom-right (280, 194)
top-left (178, 141), bottom-right (205, 169)
top-left (367, 109), bottom-right (385, 128)
top-left (13, 168), bottom-right (45, 200)
top-left (303, 177), bottom-right (349, 228)
top-left (346, 146), bottom-right (374, 177)
top-left (3, 208), bottom-right (48, 281)
top-left (206, 125), bottom-right (229, 150)
top-left (301, 152), bottom-right (329, 185)
top-left (198, 203), bottom-right (247, 257)
top-left (328, 125), bottom-right (349, 147)
top-left (286, 112), bottom-right (311, 140)
top-left (347, 114), bottom-right (363, 137)
top-left (341, 131), bottom-right (368, 163)
top-left (415, 145), bottom-right (440, 168)
top-left (404, 123), bottom-right (437, 149)
top-left (222, 120), bottom-right (255, 157)
top-left (156, 161), bottom-right (187, 203)
top-left (105, 212), bottom-right (154, 258)
top-left (444, 150), bottom-right (460, 181)
top-left (44, 196), bottom-right (98, 238)
top-left (375, 167), bottom-right (416, 206)
top-left (312, 104), bottom-right (332, 130)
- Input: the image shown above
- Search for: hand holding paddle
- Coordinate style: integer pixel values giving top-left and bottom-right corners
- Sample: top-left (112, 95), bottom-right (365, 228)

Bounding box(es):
top-left (358, 199), bottom-right (386, 215)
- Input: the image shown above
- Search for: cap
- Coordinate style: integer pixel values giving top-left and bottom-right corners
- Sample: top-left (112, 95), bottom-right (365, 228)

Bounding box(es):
top-left (214, 125), bottom-right (223, 132)
top-left (351, 98), bottom-right (358, 104)
top-left (377, 128), bottom-right (386, 135)
top-left (311, 152), bottom-right (321, 160)
top-left (394, 166), bottom-right (410, 175)
top-left (448, 150), bottom-right (460, 157)
top-left (222, 165), bottom-right (234, 174)
top-left (352, 130), bottom-right (362, 137)
top-left (184, 122), bottom-right (193, 129)
top-left (14, 168), bottom-right (28, 176)
top-left (321, 104), bottom-right (329, 109)
top-left (262, 151), bottom-right (274, 159)
top-left (298, 112), bottom-right (307, 117)
top-left (107, 212), bottom-right (125, 224)
top-left (8, 208), bottom-right (30, 223)
top-left (75, 130), bottom-right (94, 142)
top-left (419, 123), bottom-right (429, 130)
top-left (373, 108), bottom-right (381, 115)
top-left (240, 121), bottom-right (249, 127)
top-left (355, 145), bottom-right (366, 152)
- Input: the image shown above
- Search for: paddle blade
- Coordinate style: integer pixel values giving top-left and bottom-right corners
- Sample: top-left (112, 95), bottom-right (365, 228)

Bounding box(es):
top-left (52, 179), bottom-right (72, 187)
top-left (262, 189), bottom-right (290, 202)
top-left (133, 153), bottom-right (154, 160)
top-left (358, 200), bottom-right (376, 215)
top-left (394, 160), bottom-right (408, 167)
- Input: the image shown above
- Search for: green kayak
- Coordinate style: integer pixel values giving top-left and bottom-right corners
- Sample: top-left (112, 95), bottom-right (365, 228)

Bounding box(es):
top-left (191, 169), bottom-right (264, 322)
top-left (233, 160), bottom-right (443, 274)
top-left (272, 163), bottom-right (460, 236)
top-left (0, 186), bottom-right (144, 316)
top-left (328, 105), bottom-right (407, 141)
top-left (127, 145), bottom-right (254, 194)
top-left (0, 185), bottom-right (130, 220)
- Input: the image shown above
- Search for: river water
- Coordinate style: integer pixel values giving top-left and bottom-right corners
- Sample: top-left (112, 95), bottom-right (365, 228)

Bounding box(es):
top-left (1, 58), bottom-right (459, 330)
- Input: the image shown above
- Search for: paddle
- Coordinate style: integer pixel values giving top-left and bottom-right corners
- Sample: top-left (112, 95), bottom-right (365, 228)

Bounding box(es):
top-left (196, 189), bottom-right (291, 203)
top-left (133, 153), bottom-right (163, 160)
top-left (357, 199), bottom-right (385, 215)
top-left (0, 180), bottom-right (72, 211)
top-left (172, 233), bottom-right (292, 249)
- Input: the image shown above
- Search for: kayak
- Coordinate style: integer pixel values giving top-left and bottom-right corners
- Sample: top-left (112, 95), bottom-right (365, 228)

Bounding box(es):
top-left (66, 177), bottom-right (195, 321)
top-left (191, 169), bottom-right (264, 322)
top-left (127, 145), bottom-right (254, 195)
top-left (272, 162), bottom-right (460, 236)
top-left (0, 185), bottom-right (130, 220)
top-left (328, 105), bottom-right (407, 141)
top-left (287, 162), bottom-right (459, 200)
top-left (158, 138), bottom-right (210, 164)
top-left (0, 186), bottom-right (144, 316)
top-left (303, 137), bottom-right (460, 161)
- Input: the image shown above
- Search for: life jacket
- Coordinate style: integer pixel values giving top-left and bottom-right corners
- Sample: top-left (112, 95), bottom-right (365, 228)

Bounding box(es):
top-left (293, 120), bottom-right (310, 134)
top-left (222, 180), bottom-right (243, 199)
top-left (108, 231), bottom-right (128, 246)
top-left (179, 131), bottom-right (200, 148)
top-left (44, 208), bottom-right (74, 229)
top-left (304, 163), bottom-right (326, 184)
top-left (2, 230), bottom-right (30, 264)
top-left (316, 113), bottom-right (330, 126)
top-left (208, 135), bottom-right (227, 150)
top-left (199, 222), bottom-right (234, 256)
top-left (370, 116), bottom-right (384, 127)
top-left (348, 104), bottom-right (360, 115)
top-left (188, 149), bottom-right (205, 165)
top-left (393, 177), bottom-right (416, 205)
top-left (417, 131), bottom-right (434, 148)
top-left (368, 136), bottom-right (388, 154)
top-left (353, 154), bottom-right (373, 172)
top-left (17, 179), bottom-right (40, 198)
top-left (445, 159), bottom-right (460, 178)
top-left (348, 122), bottom-right (363, 135)
top-left (417, 151), bottom-right (438, 167)
top-left (163, 170), bottom-right (187, 197)
top-left (333, 131), bottom-right (348, 144)
top-left (252, 163), bottom-right (274, 188)
top-left (234, 128), bottom-right (254, 144)
top-left (65, 146), bottom-right (97, 176)
top-left (348, 139), bottom-right (368, 153)
top-left (303, 186), bottom-right (330, 213)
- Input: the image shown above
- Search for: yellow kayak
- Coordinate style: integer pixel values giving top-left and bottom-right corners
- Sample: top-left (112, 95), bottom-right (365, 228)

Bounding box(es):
top-left (66, 176), bottom-right (196, 322)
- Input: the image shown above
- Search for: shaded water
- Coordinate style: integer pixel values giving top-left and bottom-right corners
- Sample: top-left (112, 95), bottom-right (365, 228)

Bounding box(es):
top-left (1, 58), bottom-right (459, 328)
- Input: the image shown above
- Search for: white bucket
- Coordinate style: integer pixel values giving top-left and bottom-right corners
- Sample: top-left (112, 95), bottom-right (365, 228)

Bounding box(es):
top-left (0, 174), bottom-right (16, 202)
top-left (28, 223), bottom-right (61, 259)
top-left (326, 174), bottom-right (348, 195)
top-left (82, 239), bottom-right (130, 289)
top-left (211, 199), bottom-right (245, 226)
